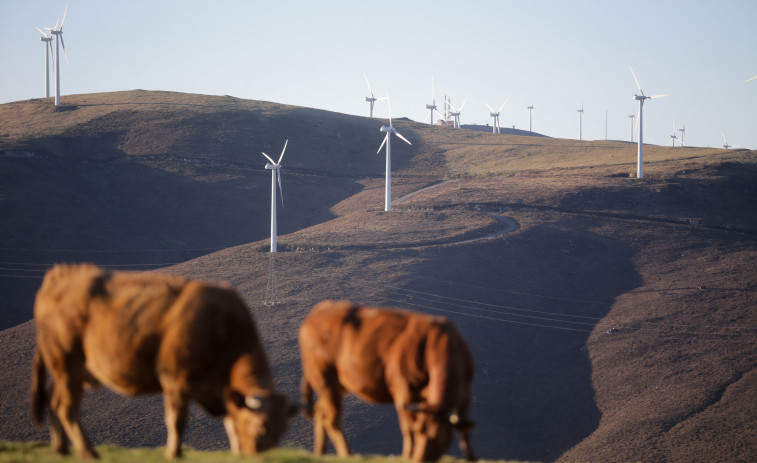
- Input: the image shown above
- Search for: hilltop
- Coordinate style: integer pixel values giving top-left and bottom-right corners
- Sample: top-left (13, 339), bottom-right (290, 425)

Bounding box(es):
top-left (0, 91), bottom-right (755, 462)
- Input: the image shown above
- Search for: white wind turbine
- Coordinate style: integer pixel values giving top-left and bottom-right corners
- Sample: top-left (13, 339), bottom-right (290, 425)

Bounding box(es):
top-left (45, 4), bottom-right (69, 106)
top-left (667, 120), bottom-right (678, 147)
top-left (720, 131), bottom-right (739, 149)
top-left (262, 140), bottom-right (287, 253)
top-left (679, 123), bottom-right (686, 146)
top-left (363, 73), bottom-right (386, 118)
top-left (527, 104), bottom-right (534, 132)
top-left (424, 77), bottom-right (444, 125)
top-left (447, 98), bottom-right (467, 128)
top-left (35, 27), bottom-right (55, 98)
top-left (630, 66), bottom-right (667, 178)
top-left (378, 96), bottom-right (412, 211)
top-left (577, 104), bottom-right (584, 140)
top-left (485, 99), bottom-right (507, 134)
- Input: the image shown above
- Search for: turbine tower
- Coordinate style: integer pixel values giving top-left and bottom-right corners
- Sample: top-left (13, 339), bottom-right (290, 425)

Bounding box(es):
top-left (679, 123), bottom-right (686, 146)
top-left (527, 104), bottom-right (534, 132)
top-left (378, 96), bottom-right (412, 211)
top-left (630, 66), bottom-right (667, 178)
top-left (485, 99), bottom-right (507, 134)
top-left (577, 105), bottom-right (584, 140)
top-left (35, 27), bottom-right (55, 98)
top-left (447, 98), bottom-right (467, 128)
top-left (628, 114), bottom-right (636, 142)
top-left (262, 140), bottom-right (287, 253)
top-left (45, 5), bottom-right (68, 106)
top-left (363, 73), bottom-right (385, 118)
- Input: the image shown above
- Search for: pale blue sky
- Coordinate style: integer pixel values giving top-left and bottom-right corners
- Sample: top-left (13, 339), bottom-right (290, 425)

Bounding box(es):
top-left (2, 0), bottom-right (756, 149)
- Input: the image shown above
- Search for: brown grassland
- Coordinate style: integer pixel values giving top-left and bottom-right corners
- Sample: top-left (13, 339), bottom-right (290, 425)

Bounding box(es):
top-left (0, 91), bottom-right (755, 462)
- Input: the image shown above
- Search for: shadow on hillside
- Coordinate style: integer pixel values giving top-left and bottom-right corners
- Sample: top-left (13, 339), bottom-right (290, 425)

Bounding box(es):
top-left (0, 155), bottom-right (359, 330)
top-left (340, 220), bottom-right (641, 461)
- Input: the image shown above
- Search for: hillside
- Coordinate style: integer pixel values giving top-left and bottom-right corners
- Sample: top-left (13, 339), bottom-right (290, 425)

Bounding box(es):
top-left (1, 91), bottom-right (755, 462)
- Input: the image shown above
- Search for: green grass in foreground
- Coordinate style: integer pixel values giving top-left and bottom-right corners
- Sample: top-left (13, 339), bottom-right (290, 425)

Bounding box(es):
top-left (0, 442), bottom-right (526, 463)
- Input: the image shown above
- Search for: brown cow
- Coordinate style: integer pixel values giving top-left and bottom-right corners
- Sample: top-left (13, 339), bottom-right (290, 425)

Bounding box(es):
top-left (31, 263), bottom-right (296, 459)
top-left (299, 300), bottom-right (476, 462)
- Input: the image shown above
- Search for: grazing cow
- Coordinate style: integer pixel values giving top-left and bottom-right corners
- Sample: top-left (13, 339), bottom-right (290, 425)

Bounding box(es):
top-left (31, 263), bottom-right (296, 459)
top-left (299, 300), bottom-right (476, 462)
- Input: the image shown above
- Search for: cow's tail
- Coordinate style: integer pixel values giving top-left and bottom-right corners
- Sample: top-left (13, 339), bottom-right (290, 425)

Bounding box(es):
top-left (300, 376), bottom-right (315, 420)
top-left (30, 348), bottom-right (48, 425)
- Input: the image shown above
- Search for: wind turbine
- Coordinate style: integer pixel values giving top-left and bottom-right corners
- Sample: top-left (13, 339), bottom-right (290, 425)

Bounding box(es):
top-left (447, 98), bottom-right (467, 128)
top-left (378, 96), bottom-right (412, 211)
top-left (363, 73), bottom-right (385, 118)
top-left (35, 27), bottom-right (55, 98)
top-left (485, 99), bottom-right (507, 133)
top-left (424, 77), bottom-right (444, 125)
top-left (577, 105), bottom-right (584, 140)
top-left (630, 66), bottom-right (667, 178)
top-left (262, 140), bottom-right (287, 253)
top-left (720, 131), bottom-right (739, 149)
top-left (45, 4), bottom-right (68, 106)
top-left (679, 123), bottom-right (686, 146)
top-left (628, 113), bottom-right (636, 142)
top-left (527, 104), bottom-right (534, 132)
top-left (667, 120), bottom-right (678, 147)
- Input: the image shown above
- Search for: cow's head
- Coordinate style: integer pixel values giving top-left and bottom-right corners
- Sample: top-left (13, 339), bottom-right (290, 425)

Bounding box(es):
top-left (226, 390), bottom-right (298, 454)
top-left (406, 403), bottom-right (475, 462)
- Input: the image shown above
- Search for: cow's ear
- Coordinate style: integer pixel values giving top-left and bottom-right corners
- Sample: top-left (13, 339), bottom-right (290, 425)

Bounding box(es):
top-left (229, 390), bottom-right (246, 409)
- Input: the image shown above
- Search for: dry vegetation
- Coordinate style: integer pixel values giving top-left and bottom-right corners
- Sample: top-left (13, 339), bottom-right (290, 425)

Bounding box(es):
top-left (1, 91), bottom-right (755, 462)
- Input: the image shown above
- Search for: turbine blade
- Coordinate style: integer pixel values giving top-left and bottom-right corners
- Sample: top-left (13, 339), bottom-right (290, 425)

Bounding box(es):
top-left (498, 98), bottom-right (508, 112)
top-left (434, 108), bottom-right (447, 121)
top-left (720, 131), bottom-right (727, 143)
top-left (60, 35), bottom-right (68, 63)
top-left (277, 170), bottom-right (284, 207)
top-left (459, 98), bottom-right (467, 111)
top-left (49, 43), bottom-right (55, 71)
top-left (484, 102), bottom-right (495, 113)
top-left (262, 152), bottom-right (276, 165)
top-left (277, 139), bottom-right (288, 164)
top-left (629, 65), bottom-right (644, 95)
top-left (745, 75), bottom-right (757, 83)
top-left (423, 111), bottom-right (430, 123)
top-left (387, 93), bottom-right (392, 126)
top-left (60, 4), bottom-right (68, 29)
top-left (36, 27), bottom-right (49, 37)
top-left (377, 133), bottom-right (388, 154)
top-left (395, 131), bottom-right (412, 146)
top-left (363, 72), bottom-right (374, 98)
top-left (53, 19), bottom-right (60, 31)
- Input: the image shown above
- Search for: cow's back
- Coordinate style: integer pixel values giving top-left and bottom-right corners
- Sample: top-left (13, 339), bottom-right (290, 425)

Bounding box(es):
top-left (34, 264), bottom-right (263, 398)
top-left (299, 300), bottom-right (446, 404)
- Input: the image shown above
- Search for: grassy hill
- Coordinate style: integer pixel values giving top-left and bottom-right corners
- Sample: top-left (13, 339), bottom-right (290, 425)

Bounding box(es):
top-left (0, 91), bottom-right (755, 462)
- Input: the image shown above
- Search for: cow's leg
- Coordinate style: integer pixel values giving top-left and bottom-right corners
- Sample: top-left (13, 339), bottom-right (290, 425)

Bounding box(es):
top-left (223, 416), bottom-right (240, 454)
top-left (47, 389), bottom-right (69, 455)
top-left (459, 425), bottom-right (476, 462)
top-left (315, 386), bottom-right (349, 456)
top-left (162, 386), bottom-right (189, 459)
top-left (457, 397), bottom-right (476, 461)
top-left (395, 405), bottom-right (415, 459)
top-left (49, 370), bottom-right (98, 459)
